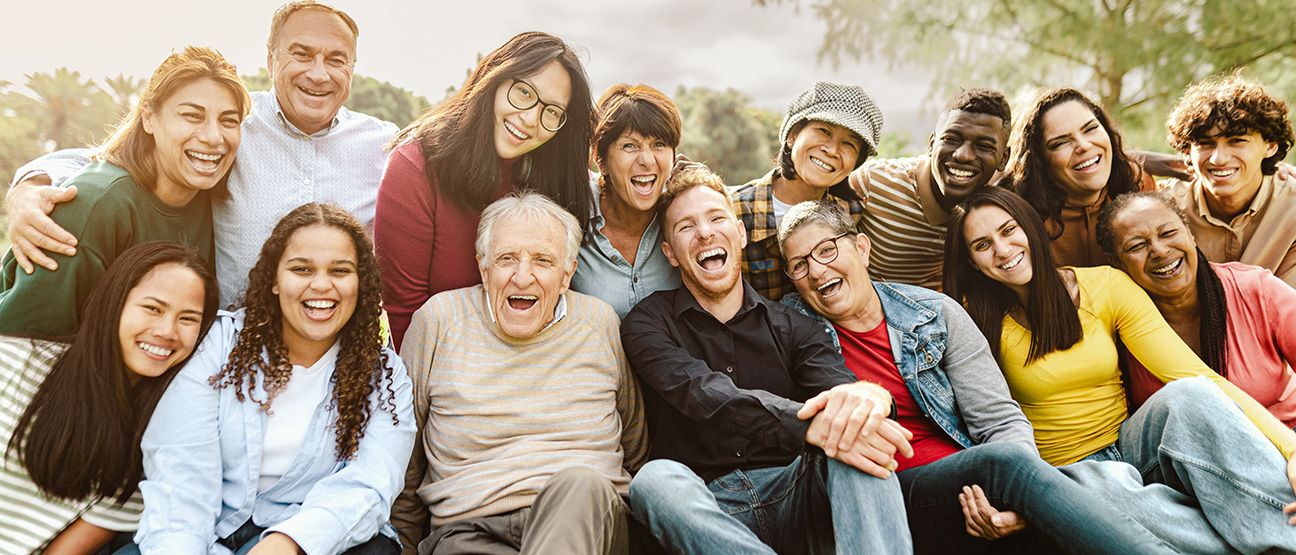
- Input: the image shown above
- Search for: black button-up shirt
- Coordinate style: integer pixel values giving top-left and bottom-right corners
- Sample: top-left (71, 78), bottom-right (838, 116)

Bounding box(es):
top-left (621, 281), bottom-right (857, 482)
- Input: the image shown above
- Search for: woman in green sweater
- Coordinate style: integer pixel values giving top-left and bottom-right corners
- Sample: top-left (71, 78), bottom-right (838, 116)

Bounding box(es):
top-left (0, 45), bottom-right (249, 337)
top-left (943, 186), bottom-right (1296, 552)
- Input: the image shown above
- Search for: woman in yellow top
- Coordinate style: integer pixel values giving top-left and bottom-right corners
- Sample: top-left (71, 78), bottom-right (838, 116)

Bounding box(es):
top-left (943, 186), bottom-right (1296, 552)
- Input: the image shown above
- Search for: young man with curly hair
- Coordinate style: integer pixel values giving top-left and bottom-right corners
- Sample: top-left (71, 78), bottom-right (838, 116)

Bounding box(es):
top-left (1162, 75), bottom-right (1296, 287)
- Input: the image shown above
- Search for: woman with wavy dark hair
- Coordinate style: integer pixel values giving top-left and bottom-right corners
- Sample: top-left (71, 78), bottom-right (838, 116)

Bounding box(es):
top-left (0, 46), bottom-right (249, 337)
top-left (1096, 190), bottom-right (1296, 422)
top-left (1004, 88), bottom-right (1154, 268)
top-left (131, 203), bottom-right (414, 554)
top-left (1, 241), bottom-right (217, 553)
top-left (944, 186), bottom-right (1296, 552)
top-left (375, 31), bottom-right (595, 350)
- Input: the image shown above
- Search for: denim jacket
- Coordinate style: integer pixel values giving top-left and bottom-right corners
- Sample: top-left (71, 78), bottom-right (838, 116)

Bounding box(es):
top-left (137, 310), bottom-right (416, 555)
top-left (784, 281), bottom-right (1035, 452)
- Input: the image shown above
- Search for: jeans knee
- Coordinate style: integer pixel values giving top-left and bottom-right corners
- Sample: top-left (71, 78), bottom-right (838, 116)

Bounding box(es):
top-left (1151, 376), bottom-right (1221, 410)
top-left (630, 459), bottom-right (701, 504)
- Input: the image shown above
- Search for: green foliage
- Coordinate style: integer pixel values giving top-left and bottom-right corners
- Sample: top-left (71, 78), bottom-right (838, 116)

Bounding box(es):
top-left (674, 86), bottom-right (778, 186)
top-left (760, 0), bottom-right (1296, 153)
top-left (346, 75), bottom-right (431, 128)
top-left (240, 69), bottom-right (430, 127)
top-left (875, 130), bottom-right (922, 159)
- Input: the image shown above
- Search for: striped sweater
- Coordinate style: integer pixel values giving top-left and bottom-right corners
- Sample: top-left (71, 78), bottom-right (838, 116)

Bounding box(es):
top-left (393, 285), bottom-right (648, 542)
top-left (0, 337), bottom-right (142, 553)
top-left (851, 156), bottom-right (950, 291)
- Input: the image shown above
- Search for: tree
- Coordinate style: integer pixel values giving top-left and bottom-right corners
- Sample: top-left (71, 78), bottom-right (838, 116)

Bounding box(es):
top-left (102, 74), bottom-right (145, 118)
top-left (674, 86), bottom-right (777, 186)
top-left (761, 0), bottom-right (1296, 149)
top-left (0, 81), bottom-right (47, 200)
top-left (23, 68), bottom-right (116, 151)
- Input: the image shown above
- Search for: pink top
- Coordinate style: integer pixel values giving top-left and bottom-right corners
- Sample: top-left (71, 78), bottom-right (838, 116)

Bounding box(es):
top-left (1128, 262), bottom-right (1296, 426)
top-left (373, 140), bottom-right (514, 351)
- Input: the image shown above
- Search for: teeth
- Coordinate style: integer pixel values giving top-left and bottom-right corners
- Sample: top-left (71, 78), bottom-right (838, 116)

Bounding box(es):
top-left (1151, 258), bottom-right (1182, 276)
top-left (137, 342), bottom-right (174, 357)
top-left (298, 86), bottom-right (329, 97)
top-left (504, 120), bottom-right (530, 140)
top-left (304, 300), bottom-right (336, 309)
top-left (1073, 155), bottom-right (1100, 171)
top-left (811, 157), bottom-right (836, 172)
top-left (816, 278), bottom-right (842, 292)
top-left (696, 248), bottom-right (725, 263)
top-left (998, 252), bottom-right (1024, 270)
top-left (631, 176), bottom-right (655, 183)
top-left (1209, 168), bottom-right (1237, 178)
top-left (508, 295), bottom-right (538, 301)
top-left (187, 151), bottom-right (221, 161)
top-left (947, 166), bottom-right (974, 178)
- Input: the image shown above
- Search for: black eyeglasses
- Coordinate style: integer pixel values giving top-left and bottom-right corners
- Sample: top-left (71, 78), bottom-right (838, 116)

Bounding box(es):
top-left (507, 79), bottom-right (567, 132)
top-left (784, 232), bottom-right (851, 279)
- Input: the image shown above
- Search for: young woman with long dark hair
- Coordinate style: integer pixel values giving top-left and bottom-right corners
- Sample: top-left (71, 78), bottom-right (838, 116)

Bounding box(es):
top-left (130, 204), bottom-right (414, 554)
top-left (374, 32), bottom-right (595, 350)
top-left (1, 241), bottom-right (218, 553)
top-left (1004, 88), bottom-right (1154, 268)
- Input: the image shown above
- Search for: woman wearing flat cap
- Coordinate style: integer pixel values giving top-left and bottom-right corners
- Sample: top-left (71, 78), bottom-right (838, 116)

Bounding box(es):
top-left (732, 82), bottom-right (884, 301)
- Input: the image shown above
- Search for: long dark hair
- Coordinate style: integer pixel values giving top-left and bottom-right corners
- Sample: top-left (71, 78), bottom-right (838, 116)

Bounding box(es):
top-left (390, 32), bottom-right (594, 229)
top-left (944, 187), bottom-right (1082, 361)
top-left (1007, 88), bottom-right (1142, 238)
top-left (208, 203), bottom-right (397, 460)
top-left (1096, 191), bottom-right (1229, 376)
top-left (8, 242), bottom-right (219, 502)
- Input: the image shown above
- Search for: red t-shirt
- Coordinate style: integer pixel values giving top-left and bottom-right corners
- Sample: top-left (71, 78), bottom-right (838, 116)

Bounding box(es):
top-left (835, 320), bottom-right (963, 471)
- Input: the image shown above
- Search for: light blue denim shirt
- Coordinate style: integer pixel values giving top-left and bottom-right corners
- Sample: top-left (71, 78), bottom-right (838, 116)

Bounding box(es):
top-left (136, 310), bottom-right (416, 555)
top-left (571, 181), bottom-right (681, 320)
top-left (783, 281), bottom-right (1035, 452)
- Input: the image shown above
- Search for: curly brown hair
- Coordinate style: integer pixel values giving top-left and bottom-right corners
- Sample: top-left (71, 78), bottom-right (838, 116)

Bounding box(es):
top-left (1166, 75), bottom-right (1293, 175)
top-left (208, 203), bottom-right (397, 460)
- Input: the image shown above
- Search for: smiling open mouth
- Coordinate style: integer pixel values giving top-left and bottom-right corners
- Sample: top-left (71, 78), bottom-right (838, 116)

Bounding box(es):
top-left (187, 150), bottom-right (224, 171)
top-left (1150, 258), bottom-right (1182, 276)
top-left (696, 248), bottom-right (727, 271)
top-left (1072, 155), bottom-right (1101, 171)
top-left (298, 85), bottom-right (330, 97)
top-left (816, 277), bottom-right (843, 299)
top-left (137, 342), bottom-right (174, 358)
top-left (508, 294), bottom-right (538, 310)
top-left (504, 120), bottom-right (531, 140)
top-left (810, 157), bottom-right (836, 173)
top-left (998, 252), bottom-right (1024, 270)
top-left (946, 165), bottom-right (976, 180)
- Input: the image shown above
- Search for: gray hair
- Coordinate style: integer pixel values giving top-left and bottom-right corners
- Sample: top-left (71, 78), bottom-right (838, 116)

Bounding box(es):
top-left (476, 192), bottom-right (582, 268)
top-left (777, 199), bottom-right (857, 255)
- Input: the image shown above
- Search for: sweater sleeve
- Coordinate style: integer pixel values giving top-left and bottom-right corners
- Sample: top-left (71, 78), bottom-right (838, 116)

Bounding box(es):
top-left (606, 307), bottom-right (649, 474)
top-left (1106, 268), bottom-right (1296, 459)
top-left (374, 143), bottom-right (437, 352)
top-left (939, 296), bottom-right (1037, 452)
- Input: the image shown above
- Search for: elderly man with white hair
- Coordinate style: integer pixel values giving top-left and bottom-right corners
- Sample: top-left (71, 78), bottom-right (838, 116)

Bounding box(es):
top-left (392, 192), bottom-right (649, 555)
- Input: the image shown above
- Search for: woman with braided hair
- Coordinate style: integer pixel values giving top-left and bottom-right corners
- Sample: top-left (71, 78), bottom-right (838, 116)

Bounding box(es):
top-left (1096, 190), bottom-right (1296, 424)
top-left (127, 203), bottom-right (415, 555)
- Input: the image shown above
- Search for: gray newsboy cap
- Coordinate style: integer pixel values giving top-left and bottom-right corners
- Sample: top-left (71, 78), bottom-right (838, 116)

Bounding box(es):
top-left (778, 82), bottom-right (884, 160)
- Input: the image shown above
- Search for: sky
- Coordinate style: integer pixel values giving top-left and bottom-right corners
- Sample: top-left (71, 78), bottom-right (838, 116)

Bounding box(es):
top-left (2, 0), bottom-right (938, 142)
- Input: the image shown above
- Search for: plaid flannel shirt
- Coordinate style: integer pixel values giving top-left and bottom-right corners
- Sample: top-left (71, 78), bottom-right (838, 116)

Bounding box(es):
top-left (731, 170), bottom-right (865, 301)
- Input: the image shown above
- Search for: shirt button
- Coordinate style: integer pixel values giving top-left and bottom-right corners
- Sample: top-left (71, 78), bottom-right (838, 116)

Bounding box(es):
top-left (302, 178), bottom-right (311, 185)
top-left (725, 365), bottom-right (734, 373)
top-left (925, 354), bottom-right (933, 363)
top-left (633, 276), bottom-right (639, 283)
top-left (735, 451), bottom-right (743, 457)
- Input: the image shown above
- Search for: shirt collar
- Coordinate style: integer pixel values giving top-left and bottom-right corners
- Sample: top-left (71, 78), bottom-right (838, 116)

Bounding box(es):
top-left (1192, 174), bottom-right (1273, 223)
top-left (268, 87), bottom-right (340, 138)
top-left (671, 280), bottom-right (765, 321)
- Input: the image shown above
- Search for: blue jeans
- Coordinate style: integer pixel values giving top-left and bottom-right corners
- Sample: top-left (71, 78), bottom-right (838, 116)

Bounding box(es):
top-left (629, 453), bottom-right (910, 555)
top-left (1064, 377), bottom-right (1296, 554)
top-left (112, 520), bottom-right (399, 555)
top-left (899, 441), bottom-right (1174, 554)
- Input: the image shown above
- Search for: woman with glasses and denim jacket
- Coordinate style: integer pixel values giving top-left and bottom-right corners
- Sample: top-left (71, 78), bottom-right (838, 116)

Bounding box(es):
top-left (374, 32), bottom-right (595, 350)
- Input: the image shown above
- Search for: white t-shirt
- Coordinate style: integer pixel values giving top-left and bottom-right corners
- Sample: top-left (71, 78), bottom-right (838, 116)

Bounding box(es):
top-left (259, 341), bottom-right (340, 492)
top-left (772, 195), bottom-right (794, 229)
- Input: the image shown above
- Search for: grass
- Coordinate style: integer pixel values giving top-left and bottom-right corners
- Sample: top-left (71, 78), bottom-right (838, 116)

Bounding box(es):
top-left (0, 213), bottom-right (8, 254)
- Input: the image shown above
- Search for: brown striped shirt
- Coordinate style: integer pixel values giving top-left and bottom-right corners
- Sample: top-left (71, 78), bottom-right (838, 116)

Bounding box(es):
top-left (850, 157), bottom-right (951, 291)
